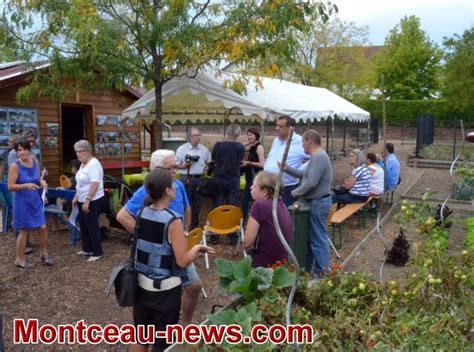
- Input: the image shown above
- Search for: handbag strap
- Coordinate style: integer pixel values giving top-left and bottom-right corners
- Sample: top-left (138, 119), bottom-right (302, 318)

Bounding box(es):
top-left (130, 208), bottom-right (144, 260)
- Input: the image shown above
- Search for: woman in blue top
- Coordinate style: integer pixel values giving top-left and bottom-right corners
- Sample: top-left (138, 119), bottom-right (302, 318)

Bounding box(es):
top-left (333, 149), bottom-right (371, 205)
top-left (8, 139), bottom-right (54, 268)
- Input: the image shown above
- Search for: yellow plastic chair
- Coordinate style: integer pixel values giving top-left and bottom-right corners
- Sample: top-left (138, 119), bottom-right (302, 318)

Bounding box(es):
top-left (202, 205), bottom-right (246, 269)
top-left (186, 228), bottom-right (203, 250)
top-left (185, 228), bottom-right (208, 298)
top-left (59, 175), bottom-right (71, 189)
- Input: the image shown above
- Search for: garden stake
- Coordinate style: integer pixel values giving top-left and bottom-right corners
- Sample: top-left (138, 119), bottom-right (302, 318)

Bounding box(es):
top-left (271, 127), bottom-right (301, 352)
top-left (441, 120), bottom-right (466, 225)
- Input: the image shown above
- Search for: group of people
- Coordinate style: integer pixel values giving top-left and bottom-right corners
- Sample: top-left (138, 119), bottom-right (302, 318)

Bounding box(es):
top-left (1, 117), bottom-right (401, 351)
top-left (3, 135), bottom-right (107, 268)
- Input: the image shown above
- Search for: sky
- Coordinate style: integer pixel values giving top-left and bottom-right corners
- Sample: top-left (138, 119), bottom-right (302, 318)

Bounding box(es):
top-left (334, 0), bottom-right (474, 45)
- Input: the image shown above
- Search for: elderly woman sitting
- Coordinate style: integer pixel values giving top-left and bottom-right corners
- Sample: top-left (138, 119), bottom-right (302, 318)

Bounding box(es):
top-left (366, 152), bottom-right (384, 196)
top-left (332, 149), bottom-right (371, 205)
top-left (243, 171), bottom-right (293, 268)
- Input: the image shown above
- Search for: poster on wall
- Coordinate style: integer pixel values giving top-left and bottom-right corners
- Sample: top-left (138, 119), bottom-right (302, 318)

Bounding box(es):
top-left (0, 107), bottom-right (42, 164)
top-left (46, 123), bottom-right (59, 135)
top-left (44, 137), bottom-right (57, 148)
top-left (96, 115), bottom-right (106, 126)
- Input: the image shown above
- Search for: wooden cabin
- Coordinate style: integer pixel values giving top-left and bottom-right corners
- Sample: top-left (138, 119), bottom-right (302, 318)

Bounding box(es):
top-left (0, 61), bottom-right (143, 186)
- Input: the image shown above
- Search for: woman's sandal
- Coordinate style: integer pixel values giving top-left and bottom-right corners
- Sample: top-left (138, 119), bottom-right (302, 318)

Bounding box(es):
top-left (14, 260), bottom-right (33, 269)
top-left (40, 255), bottom-right (55, 266)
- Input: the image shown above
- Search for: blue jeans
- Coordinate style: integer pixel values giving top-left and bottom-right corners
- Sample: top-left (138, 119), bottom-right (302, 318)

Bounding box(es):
top-left (282, 184), bottom-right (298, 207)
top-left (211, 179), bottom-right (240, 243)
top-left (332, 192), bottom-right (368, 205)
top-left (306, 197), bottom-right (331, 276)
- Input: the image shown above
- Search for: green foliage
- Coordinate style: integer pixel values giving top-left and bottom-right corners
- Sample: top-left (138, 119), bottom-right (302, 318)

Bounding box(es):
top-left (355, 98), bottom-right (474, 127)
top-left (396, 196), bottom-right (452, 251)
top-left (465, 217), bottom-right (474, 251)
top-left (209, 201), bottom-right (473, 350)
top-left (292, 246), bottom-right (474, 350)
top-left (454, 164), bottom-right (474, 200)
top-left (215, 256), bottom-right (295, 304)
top-left (3, 0), bottom-right (333, 146)
top-left (443, 27), bottom-right (474, 116)
top-left (374, 16), bottom-right (443, 99)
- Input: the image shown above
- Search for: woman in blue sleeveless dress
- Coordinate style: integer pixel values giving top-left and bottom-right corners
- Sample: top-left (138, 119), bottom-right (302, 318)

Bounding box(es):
top-left (8, 139), bottom-right (54, 268)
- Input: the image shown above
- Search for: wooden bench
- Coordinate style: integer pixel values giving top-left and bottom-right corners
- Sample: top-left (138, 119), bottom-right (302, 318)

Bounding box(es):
top-left (329, 196), bottom-right (381, 249)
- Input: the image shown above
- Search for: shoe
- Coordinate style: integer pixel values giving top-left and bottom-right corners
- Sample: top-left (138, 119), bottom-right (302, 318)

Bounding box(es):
top-left (87, 255), bottom-right (103, 262)
top-left (77, 251), bottom-right (93, 256)
top-left (41, 255), bottom-right (54, 266)
top-left (209, 236), bottom-right (219, 245)
top-left (24, 246), bottom-right (33, 255)
top-left (14, 260), bottom-right (33, 269)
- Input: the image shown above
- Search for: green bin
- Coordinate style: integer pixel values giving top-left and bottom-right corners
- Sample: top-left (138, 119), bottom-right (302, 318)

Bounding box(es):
top-left (162, 138), bottom-right (187, 151)
top-left (288, 200), bottom-right (309, 269)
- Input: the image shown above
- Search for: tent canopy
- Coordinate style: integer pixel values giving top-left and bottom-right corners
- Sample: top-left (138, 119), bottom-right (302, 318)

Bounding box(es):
top-left (122, 69), bottom-right (370, 124)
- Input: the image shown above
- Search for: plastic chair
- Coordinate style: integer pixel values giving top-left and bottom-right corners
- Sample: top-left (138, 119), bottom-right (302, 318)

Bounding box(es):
top-left (186, 228), bottom-right (203, 250)
top-left (202, 205), bottom-right (246, 269)
top-left (0, 183), bottom-right (12, 233)
top-left (185, 228), bottom-right (208, 298)
top-left (59, 175), bottom-right (71, 189)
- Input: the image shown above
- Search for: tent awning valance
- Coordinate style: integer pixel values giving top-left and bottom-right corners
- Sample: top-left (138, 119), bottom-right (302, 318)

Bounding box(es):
top-left (122, 69), bottom-right (370, 124)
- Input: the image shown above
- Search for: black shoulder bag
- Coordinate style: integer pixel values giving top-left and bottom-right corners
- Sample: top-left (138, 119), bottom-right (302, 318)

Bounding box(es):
top-left (105, 209), bottom-right (143, 307)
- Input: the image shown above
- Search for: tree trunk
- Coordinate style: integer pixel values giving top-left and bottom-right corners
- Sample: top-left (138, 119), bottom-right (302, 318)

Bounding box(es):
top-left (153, 83), bottom-right (163, 148)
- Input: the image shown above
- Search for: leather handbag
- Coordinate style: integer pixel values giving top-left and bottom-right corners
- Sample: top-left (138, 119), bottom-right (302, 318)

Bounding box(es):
top-left (105, 209), bottom-right (142, 307)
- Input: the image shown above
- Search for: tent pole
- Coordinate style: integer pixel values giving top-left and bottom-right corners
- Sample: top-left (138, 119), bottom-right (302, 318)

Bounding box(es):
top-left (260, 118), bottom-right (265, 145)
top-left (342, 119), bottom-right (347, 156)
top-left (367, 117), bottom-right (371, 148)
top-left (120, 117), bottom-right (126, 181)
top-left (331, 116), bottom-right (335, 160)
top-left (326, 119), bottom-right (330, 152)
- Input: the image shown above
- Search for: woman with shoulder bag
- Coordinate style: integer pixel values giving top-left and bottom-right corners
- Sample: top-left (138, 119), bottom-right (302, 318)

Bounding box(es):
top-left (131, 167), bottom-right (215, 352)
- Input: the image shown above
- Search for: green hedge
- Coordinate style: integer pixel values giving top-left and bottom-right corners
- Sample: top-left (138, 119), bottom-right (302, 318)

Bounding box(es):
top-left (355, 99), bottom-right (474, 127)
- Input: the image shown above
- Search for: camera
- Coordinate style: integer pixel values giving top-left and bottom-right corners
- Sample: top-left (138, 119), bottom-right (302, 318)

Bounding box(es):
top-left (185, 154), bottom-right (200, 164)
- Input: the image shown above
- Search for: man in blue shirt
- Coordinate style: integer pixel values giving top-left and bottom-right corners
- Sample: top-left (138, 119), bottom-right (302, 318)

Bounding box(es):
top-left (116, 149), bottom-right (200, 326)
top-left (264, 116), bottom-right (309, 206)
top-left (382, 143), bottom-right (400, 192)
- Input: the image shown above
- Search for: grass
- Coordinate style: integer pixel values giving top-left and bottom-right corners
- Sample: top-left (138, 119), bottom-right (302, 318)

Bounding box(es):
top-left (419, 143), bottom-right (474, 161)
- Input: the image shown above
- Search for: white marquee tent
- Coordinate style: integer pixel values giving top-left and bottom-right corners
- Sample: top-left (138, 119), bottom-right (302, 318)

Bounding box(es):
top-left (122, 69), bottom-right (370, 124)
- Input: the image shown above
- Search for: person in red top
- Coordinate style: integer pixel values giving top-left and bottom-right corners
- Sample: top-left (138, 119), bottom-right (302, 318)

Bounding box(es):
top-left (243, 171), bottom-right (293, 268)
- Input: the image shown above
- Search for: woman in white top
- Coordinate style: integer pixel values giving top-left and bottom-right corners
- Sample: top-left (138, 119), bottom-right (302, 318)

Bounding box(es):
top-left (366, 152), bottom-right (384, 196)
top-left (72, 140), bottom-right (105, 262)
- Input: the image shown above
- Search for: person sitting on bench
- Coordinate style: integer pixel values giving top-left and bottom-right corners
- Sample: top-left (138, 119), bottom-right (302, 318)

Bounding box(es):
top-left (332, 149), bottom-right (371, 206)
top-left (366, 152), bottom-right (384, 196)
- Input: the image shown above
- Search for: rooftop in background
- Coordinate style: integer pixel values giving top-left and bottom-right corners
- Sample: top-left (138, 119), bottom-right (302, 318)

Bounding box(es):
top-left (0, 60), bottom-right (143, 98)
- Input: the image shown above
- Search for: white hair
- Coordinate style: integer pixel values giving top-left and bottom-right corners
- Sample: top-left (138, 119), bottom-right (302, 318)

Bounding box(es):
top-left (150, 149), bottom-right (175, 169)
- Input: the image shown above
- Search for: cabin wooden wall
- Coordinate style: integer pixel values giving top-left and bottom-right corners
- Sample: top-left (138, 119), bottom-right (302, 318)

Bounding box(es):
top-left (0, 82), bottom-right (139, 187)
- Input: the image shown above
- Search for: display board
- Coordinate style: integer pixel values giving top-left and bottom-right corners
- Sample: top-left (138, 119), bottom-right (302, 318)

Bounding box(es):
top-left (94, 114), bottom-right (136, 157)
top-left (0, 107), bottom-right (42, 164)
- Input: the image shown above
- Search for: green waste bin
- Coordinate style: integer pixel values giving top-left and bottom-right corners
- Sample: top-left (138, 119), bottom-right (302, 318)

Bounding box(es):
top-left (288, 200), bottom-right (309, 269)
top-left (162, 138), bottom-right (187, 151)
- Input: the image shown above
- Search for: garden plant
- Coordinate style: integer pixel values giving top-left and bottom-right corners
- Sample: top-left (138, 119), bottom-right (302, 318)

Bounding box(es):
top-left (207, 195), bottom-right (474, 350)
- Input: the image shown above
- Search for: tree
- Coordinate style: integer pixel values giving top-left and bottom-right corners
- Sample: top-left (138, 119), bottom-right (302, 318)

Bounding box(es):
top-left (374, 15), bottom-right (443, 99)
top-left (3, 0), bottom-right (334, 147)
top-left (442, 27), bottom-right (474, 117)
top-left (285, 16), bottom-right (374, 99)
